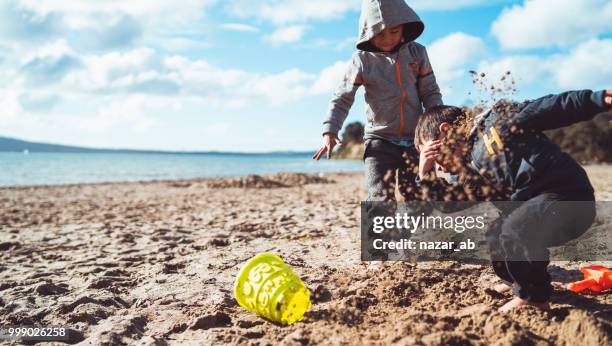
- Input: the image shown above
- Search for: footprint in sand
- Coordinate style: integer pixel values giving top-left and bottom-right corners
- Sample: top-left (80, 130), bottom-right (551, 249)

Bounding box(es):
top-left (0, 241), bottom-right (21, 251)
top-left (57, 294), bottom-right (130, 315)
top-left (162, 262), bottom-right (186, 274)
top-left (35, 282), bottom-right (69, 296)
top-left (66, 304), bottom-right (111, 325)
top-left (86, 314), bottom-right (148, 345)
top-left (241, 331), bottom-right (265, 339)
top-left (208, 238), bottom-right (230, 247)
top-left (101, 268), bottom-right (130, 277)
top-left (189, 312), bottom-right (232, 330)
top-left (235, 319), bottom-right (264, 329)
top-left (312, 285), bottom-right (332, 303)
top-left (87, 277), bottom-right (135, 291)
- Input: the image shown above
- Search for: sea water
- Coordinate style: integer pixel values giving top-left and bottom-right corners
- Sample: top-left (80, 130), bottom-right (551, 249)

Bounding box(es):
top-left (0, 152), bottom-right (362, 187)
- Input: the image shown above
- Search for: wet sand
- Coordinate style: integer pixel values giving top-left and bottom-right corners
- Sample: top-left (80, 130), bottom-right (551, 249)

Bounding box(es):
top-left (0, 168), bottom-right (611, 345)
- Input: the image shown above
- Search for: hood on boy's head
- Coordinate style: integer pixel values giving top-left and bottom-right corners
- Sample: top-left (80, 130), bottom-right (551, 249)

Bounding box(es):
top-left (357, 0), bottom-right (424, 52)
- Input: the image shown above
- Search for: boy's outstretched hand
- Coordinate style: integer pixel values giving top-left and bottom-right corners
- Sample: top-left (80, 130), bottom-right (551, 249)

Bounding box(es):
top-left (604, 90), bottom-right (612, 109)
top-left (313, 133), bottom-right (341, 160)
top-left (418, 140), bottom-right (441, 179)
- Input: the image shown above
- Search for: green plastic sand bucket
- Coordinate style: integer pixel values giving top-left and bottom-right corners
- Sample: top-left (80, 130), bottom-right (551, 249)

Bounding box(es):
top-left (234, 253), bottom-right (311, 324)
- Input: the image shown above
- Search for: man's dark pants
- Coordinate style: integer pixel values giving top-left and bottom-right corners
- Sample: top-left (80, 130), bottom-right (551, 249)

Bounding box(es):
top-left (487, 191), bottom-right (596, 302)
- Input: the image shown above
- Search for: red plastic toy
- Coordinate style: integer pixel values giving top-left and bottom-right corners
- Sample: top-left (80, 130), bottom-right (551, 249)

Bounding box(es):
top-left (567, 266), bottom-right (612, 294)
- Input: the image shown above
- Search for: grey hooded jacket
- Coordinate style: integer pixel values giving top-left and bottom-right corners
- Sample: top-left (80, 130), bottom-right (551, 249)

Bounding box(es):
top-left (323, 0), bottom-right (443, 142)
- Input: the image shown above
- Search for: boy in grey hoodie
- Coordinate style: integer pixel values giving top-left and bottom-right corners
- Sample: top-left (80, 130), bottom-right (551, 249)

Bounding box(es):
top-left (314, 0), bottom-right (443, 204)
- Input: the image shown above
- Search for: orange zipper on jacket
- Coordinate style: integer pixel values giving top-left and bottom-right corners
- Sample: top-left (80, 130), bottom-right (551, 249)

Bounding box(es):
top-left (394, 53), bottom-right (405, 139)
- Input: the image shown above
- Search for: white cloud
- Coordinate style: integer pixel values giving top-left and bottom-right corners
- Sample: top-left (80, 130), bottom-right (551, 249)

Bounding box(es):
top-left (310, 60), bottom-right (349, 94)
top-left (21, 39), bottom-right (75, 64)
top-left (18, 92), bottom-right (59, 112)
top-left (67, 95), bottom-right (162, 132)
top-left (0, 92), bottom-right (49, 138)
top-left (58, 46), bottom-right (353, 107)
top-left (492, 0), bottom-right (612, 50)
top-left (221, 23), bottom-right (259, 33)
top-left (204, 123), bottom-right (232, 136)
top-left (0, 89), bottom-right (22, 125)
top-left (243, 68), bottom-right (314, 105)
top-left (65, 48), bottom-right (159, 92)
top-left (426, 32), bottom-right (487, 98)
top-left (72, 15), bottom-right (143, 51)
top-left (477, 55), bottom-right (545, 85)
top-left (428, 32), bottom-right (486, 84)
top-left (549, 38), bottom-right (612, 89)
top-left (265, 26), bottom-right (308, 45)
top-left (18, 0), bottom-right (215, 21)
top-left (335, 37), bottom-right (356, 51)
top-left (0, 1), bottom-right (62, 41)
top-left (0, 0), bottom-right (216, 52)
top-left (227, 0), bottom-right (358, 25)
top-left (478, 38), bottom-right (612, 91)
top-left (0, 52), bottom-right (349, 145)
top-left (157, 37), bottom-right (213, 52)
top-left (17, 40), bottom-right (83, 86)
top-left (4, 35), bottom-right (485, 111)
top-left (15, 32), bottom-right (606, 146)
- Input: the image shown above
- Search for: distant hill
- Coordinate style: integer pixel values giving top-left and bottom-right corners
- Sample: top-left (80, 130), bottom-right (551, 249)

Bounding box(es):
top-left (0, 136), bottom-right (111, 153)
top-left (546, 112), bottom-right (612, 164)
top-left (0, 136), bottom-right (311, 156)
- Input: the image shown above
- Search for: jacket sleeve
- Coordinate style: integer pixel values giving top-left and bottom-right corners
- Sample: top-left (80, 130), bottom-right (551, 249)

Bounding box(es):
top-left (322, 53), bottom-right (363, 136)
top-left (417, 47), bottom-right (443, 109)
top-left (511, 89), bottom-right (607, 132)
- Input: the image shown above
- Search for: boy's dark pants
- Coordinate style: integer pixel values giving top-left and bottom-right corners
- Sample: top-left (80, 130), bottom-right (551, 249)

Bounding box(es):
top-left (487, 191), bottom-right (596, 302)
top-left (363, 139), bottom-right (420, 260)
top-left (364, 138), bottom-right (419, 202)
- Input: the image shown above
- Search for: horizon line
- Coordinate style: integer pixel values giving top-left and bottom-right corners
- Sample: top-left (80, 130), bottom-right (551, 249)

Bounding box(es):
top-left (0, 135), bottom-right (316, 156)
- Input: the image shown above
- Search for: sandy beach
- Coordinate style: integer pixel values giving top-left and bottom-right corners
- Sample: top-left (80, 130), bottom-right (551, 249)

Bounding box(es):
top-left (1, 167), bottom-right (611, 345)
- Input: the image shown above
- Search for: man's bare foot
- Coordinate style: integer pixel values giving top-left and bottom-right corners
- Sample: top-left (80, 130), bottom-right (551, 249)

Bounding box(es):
top-left (498, 297), bottom-right (550, 313)
top-left (493, 283), bottom-right (512, 294)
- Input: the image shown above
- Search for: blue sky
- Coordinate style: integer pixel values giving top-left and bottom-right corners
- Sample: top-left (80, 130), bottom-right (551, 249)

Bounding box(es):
top-left (0, 0), bottom-right (611, 152)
